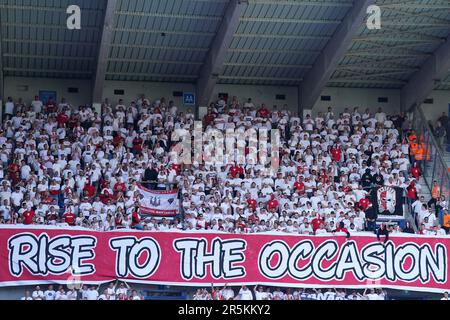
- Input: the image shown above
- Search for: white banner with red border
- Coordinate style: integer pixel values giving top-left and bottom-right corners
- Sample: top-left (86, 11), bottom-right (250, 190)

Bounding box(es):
top-left (137, 184), bottom-right (179, 217)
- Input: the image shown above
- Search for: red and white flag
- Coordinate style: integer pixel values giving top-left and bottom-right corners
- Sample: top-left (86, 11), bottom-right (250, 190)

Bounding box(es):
top-left (137, 184), bottom-right (179, 217)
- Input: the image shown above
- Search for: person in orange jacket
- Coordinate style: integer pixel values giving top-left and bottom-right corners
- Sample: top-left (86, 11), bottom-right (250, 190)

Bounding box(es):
top-left (427, 180), bottom-right (441, 216)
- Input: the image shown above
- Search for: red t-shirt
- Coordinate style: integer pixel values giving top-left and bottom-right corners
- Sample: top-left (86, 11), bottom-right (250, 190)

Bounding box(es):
top-left (42, 196), bottom-right (54, 205)
top-left (57, 113), bottom-right (69, 126)
top-left (63, 212), bottom-right (76, 226)
top-left (359, 198), bottom-right (370, 211)
top-left (172, 164), bottom-right (181, 175)
top-left (407, 186), bottom-right (418, 200)
top-left (331, 148), bottom-right (341, 162)
top-left (114, 182), bottom-right (126, 194)
top-left (342, 186), bottom-right (352, 193)
top-left (113, 135), bottom-right (124, 146)
top-left (258, 108), bottom-right (269, 118)
top-left (411, 167), bottom-right (421, 179)
top-left (312, 217), bottom-right (323, 231)
top-left (230, 166), bottom-right (240, 178)
top-left (133, 137), bottom-right (143, 153)
top-left (247, 199), bottom-right (257, 209)
top-left (8, 163), bottom-right (19, 173)
top-left (22, 210), bottom-right (35, 225)
top-left (203, 114), bottom-right (216, 126)
top-left (335, 227), bottom-right (349, 234)
top-left (131, 211), bottom-right (140, 227)
top-left (83, 184), bottom-right (96, 198)
top-left (294, 181), bottom-right (305, 193)
top-left (267, 199), bottom-right (279, 210)
top-left (248, 214), bottom-right (259, 224)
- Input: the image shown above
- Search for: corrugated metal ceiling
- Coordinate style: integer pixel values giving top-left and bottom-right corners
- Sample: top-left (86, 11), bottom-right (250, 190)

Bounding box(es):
top-left (329, 0), bottom-right (450, 89)
top-left (1, 0), bottom-right (450, 91)
top-left (0, 0), bottom-right (106, 79)
top-left (107, 0), bottom-right (227, 82)
top-left (219, 0), bottom-right (352, 85)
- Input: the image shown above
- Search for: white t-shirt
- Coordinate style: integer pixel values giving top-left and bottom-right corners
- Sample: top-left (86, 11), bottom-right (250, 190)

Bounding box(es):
top-left (32, 100), bottom-right (43, 113)
top-left (32, 290), bottom-right (44, 300)
top-left (107, 287), bottom-right (116, 300)
top-left (239, 288), bottom-right (253, 300)
top-left (254, 291), bottom-right (267, 300)
top-left (85, 289), bottom-right (99, 301)
top-left (221, 289), bottom-right (235, 300)
top-left (116, 287), bottom-right (128, 296)
top-left (44, 290), bottom-right (56, 300)
top-left (5, 102), bottom-right (14, 115)
top-left (366, 293), bottom-right (380, 300)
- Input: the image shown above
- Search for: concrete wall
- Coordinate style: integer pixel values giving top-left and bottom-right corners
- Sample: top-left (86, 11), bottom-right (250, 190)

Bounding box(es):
top-left (311, 87), bottom-right (401, 116)
top-left (212, 84), bottom-right (299, 113)
top-left (5, 76), bottom-right (450, 120)
top-left (4, 77), bottom-right (93, 108)
top-left (102, 80), bottom-right (196, 112)
top-left (420, 90), bottom-right (450, 122)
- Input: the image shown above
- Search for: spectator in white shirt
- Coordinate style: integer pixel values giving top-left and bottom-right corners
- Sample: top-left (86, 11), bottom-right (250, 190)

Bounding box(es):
top-left (32, 286), bottom-right (44, 300)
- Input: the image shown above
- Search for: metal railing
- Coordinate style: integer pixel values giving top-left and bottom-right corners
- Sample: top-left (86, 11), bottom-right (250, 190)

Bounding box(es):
top-left (411, 105), bottom-right (450, 201)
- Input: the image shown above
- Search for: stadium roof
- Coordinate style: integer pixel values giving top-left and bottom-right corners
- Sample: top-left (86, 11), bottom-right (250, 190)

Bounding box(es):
top-left (1, 0), bottom-right (450, 110)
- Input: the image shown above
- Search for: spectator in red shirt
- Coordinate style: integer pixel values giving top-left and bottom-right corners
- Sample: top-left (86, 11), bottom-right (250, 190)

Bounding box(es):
top-left (411, 163), bottom-right (421, 180)
top-left (333, 222), bottom-right (351, 239)
top-left (248, 212), bottom-right (259, 224)
top-left (8, 161), bottom-right (19, 175)
top-left (113, 178), bottom-right (126, 195)
top-left (172, 163), bottom-right (181, 176)
top-left (203, 110), bottom-right (216, 127)
top-left (247, 199), bottom-right (257, 210)
top-left (407, 182), bottom-right (418, 201)
top-left (359, 197), bottom-right (371, 211)
top-left (57, 113), bottom-right (69, 126)
top-left (63, 211), bottom-right (76, 226)
top-left (131, 207), bottom-right (143, 230)
top-left (331, 145), bottom-right (342, 163)
top-left (311, 214), bottom-right (323, 232)
top-left (22, 208), bottom-right (35, 225)
top-left (267, 195), bottom-right (279, 211)
top-left (83, 179), bottom-right (96, 199)
top-left (294, 178), bottom-right (305, 194)
top-left (132, 136), bottom-right (143, 155)
top-left (46, 98), bottom-right (56, 114)
top-left (113, 134), bottom-right (124, 147)
top-left (230, 164), bottom-right (241, 178)
top-left (257, 104), bottom-right (270, 118)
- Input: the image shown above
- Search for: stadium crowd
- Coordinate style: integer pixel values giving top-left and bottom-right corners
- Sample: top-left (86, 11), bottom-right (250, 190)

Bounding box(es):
top-left (20, 283), bottom-right (450, 300)
top-left (20, 282), bottom-right (143, 300)
top-left (193, 285), bottom-right (388, 300)
top-left (192, 285), bottom-right (449, 300)
top-left (0, 94), bottom-right (449, 236)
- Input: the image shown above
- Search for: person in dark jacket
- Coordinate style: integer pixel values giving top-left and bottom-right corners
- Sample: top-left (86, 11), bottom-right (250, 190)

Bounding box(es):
top-left (365, 204), bottom-right (378, 232)
top-left (144, 163), bottom-right (159, 189)
top-left (402, 221), bottom-right (415, 234)
top-left (361, 169), bottom-right (373, 188)
top-left (372, 170), bottom-right (384, 186)
top-left (376, 223), bottom-right (391, 243)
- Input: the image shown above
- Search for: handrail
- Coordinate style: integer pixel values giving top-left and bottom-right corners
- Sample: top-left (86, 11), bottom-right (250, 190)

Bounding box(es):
top-left (416, 105), bottom-right (450, 186)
